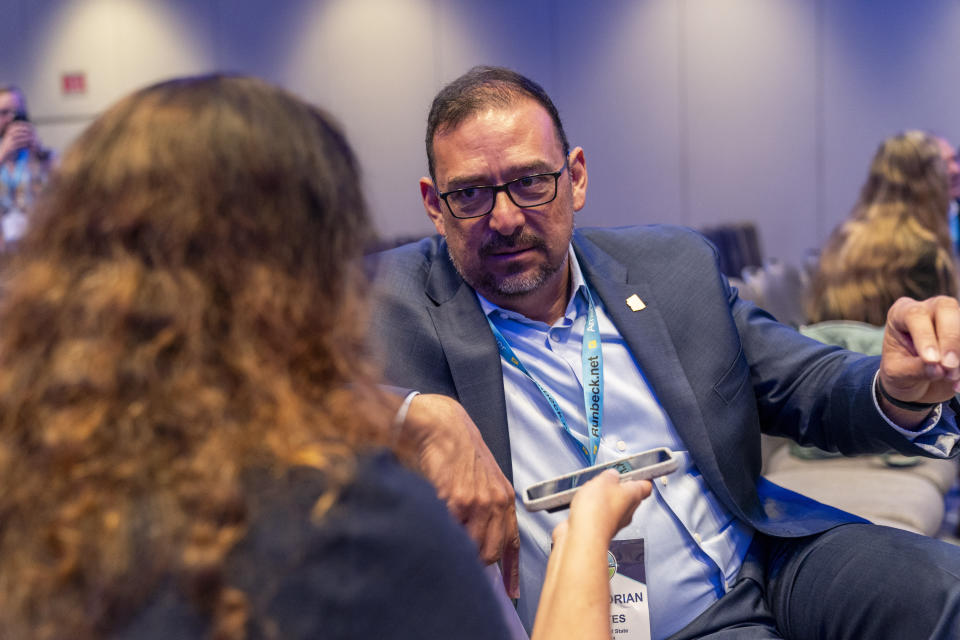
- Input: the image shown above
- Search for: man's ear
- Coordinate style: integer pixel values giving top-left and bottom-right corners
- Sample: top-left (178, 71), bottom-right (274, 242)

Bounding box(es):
top-left (568, 147), bottom-right (588, 212)
top-left (420, 177), bottom-right (446, 236)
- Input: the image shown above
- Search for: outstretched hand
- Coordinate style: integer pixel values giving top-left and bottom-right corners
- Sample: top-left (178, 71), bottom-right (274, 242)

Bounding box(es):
top-left (400, 393), bottom-right (520, 598)
top-left (532, 470), bottom-right (652, 640)
top-left (559, 469), bottom-right (652, 543)
top-left (880, 296), bottom-right (960, 416)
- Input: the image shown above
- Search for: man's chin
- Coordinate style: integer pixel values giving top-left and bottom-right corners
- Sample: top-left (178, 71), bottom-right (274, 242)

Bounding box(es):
top-left (497, 276), bottom-right (545, 296)
top-left (449, 249), bottom-right (563, 303)
top-left (481, 269), bottom-right (552, 299)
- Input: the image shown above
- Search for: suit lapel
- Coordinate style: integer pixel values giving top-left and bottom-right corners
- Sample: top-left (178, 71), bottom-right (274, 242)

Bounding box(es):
top-left (574, 235), bottom-right (728, 503)
top-left (421, 233), bottom-right (731, 494)
top-left (425, 241), bottom-right (513, 480)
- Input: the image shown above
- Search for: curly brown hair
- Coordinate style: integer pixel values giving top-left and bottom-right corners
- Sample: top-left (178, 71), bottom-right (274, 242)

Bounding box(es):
top-left (0, 75), bottom-right (394, 638)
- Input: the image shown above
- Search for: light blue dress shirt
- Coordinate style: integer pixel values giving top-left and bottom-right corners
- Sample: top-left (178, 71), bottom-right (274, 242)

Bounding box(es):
top-left (479, 250), bottom-right (753, 638)
top-left (479, 248), bottom-right (959, 639)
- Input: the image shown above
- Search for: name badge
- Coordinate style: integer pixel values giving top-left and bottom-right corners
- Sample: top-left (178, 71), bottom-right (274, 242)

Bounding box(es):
top-left (609, 539), bottom-right (651, 639)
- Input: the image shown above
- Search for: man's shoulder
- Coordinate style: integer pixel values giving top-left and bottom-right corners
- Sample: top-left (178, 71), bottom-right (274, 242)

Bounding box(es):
top-left (365, 234), bottom-right (463, 308)
top-left (575, 224), bottom-right (715, 261)
top-left (368, 234), bottom-right (444, 266)
top-left (577, 223), bottom-right (709, 245)
top-left (366, 234), bottom-right (444, 284)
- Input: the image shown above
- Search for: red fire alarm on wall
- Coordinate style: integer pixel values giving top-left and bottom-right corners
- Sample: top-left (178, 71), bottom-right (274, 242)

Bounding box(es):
top-left (61, 72), bottom-right (86, 95)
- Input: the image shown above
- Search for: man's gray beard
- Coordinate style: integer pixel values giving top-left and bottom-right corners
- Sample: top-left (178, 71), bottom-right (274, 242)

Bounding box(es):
top-left (448, 251), bottom-right (560, 300)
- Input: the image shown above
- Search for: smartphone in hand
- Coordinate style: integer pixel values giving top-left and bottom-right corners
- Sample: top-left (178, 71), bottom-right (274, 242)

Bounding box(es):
top-left (522, 446), bottom-right (679, 512)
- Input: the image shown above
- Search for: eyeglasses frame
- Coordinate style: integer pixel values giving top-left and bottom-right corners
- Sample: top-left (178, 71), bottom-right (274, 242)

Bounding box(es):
top-left (436, 161), bottom-right (569, 219)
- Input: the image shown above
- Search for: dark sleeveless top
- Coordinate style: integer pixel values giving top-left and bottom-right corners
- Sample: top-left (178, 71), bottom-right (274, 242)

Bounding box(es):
top-left (113, 451), bottom-right (511, 639)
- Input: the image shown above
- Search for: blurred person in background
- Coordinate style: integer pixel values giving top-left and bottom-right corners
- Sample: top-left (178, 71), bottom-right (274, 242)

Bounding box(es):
top-left (806, 213), bottom-right (958, 347)
top-left (0, 84), bottom-right (52, 246)
top-left (808, 130), bottom-right (960, 336)
top-left (934, 136), bottom-right (960, 203)
top-left (0, 74), bottom-right (648, 639)
top-left (844, 131), bottom-right (955, 255)
top-left (801, 132), bottom-right (960, 463)
top-left (934, 135), bottom-right (960, 253)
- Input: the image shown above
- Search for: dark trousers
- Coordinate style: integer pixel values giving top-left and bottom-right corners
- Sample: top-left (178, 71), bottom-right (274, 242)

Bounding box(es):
top-left (668, 523), bottom-right (960, 640)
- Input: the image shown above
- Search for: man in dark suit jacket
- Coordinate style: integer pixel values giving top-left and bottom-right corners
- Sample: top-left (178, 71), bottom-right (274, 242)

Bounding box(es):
top-left (370, 66), bottom-right (960, 638)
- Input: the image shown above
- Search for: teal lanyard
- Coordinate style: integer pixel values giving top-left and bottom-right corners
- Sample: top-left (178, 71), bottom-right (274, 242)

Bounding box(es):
top-left (486, 287), bottom-right (604, 466)
top-left (0, 149), bottom-right (28, 201)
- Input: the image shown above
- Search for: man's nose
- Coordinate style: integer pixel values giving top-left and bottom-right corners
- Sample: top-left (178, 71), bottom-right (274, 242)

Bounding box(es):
top-left (487, 190), bottom-right (525, 236)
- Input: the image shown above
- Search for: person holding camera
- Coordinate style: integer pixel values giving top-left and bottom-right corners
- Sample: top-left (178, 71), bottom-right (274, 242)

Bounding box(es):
top-left (0, 85), bottom-right (52, 246)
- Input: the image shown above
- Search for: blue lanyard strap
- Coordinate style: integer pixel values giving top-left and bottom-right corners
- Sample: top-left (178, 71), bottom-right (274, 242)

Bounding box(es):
top-left (0, 149), bottom-right (28, 199)
top-left (486, 286), bottom-right (604, 466)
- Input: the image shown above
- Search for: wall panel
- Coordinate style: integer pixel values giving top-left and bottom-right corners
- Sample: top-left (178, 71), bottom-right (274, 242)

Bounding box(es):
top-left (555, 0), bottom-right (683, 232)
top-left (6, 0), bottom-right (960, 265)
top-left (683, 0), bottom-right (818, 264)
top-left (821, 0), bottom-right (960, 247)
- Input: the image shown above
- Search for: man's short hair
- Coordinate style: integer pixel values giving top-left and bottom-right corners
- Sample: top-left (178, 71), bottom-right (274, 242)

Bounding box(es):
top-left (425, 66), bottom-right (570, 181)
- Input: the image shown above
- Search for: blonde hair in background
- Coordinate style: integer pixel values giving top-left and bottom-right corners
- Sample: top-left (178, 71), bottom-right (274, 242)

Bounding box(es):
top-left (850, 130), bottom-right (952, 252)
top-left (807, 210), bottom-right (959, 325)
top-left (808, 130), bottom-right (959, 326)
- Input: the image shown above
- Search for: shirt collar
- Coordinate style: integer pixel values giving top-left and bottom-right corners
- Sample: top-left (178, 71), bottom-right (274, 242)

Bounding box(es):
top-left (476, 245), bottom-right (588, 323)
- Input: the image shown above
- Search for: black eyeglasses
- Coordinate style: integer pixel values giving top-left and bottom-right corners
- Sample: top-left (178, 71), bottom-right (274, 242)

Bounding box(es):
top-left (437, 162), bottom-right (568, 219)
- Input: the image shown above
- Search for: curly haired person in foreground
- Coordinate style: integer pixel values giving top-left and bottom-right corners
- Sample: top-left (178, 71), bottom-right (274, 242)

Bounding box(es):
top-left (0, 74), bottom-right (646, 639)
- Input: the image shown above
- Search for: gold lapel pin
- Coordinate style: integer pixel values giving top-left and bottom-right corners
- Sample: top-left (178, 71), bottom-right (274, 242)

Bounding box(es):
top-left (626, 294), bottom-right (646, 312)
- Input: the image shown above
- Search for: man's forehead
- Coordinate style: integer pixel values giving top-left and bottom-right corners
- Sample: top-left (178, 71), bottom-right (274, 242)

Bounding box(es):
top-left (432, 100), bottom-right (564, 175)
top-left (0, 91), bottom-right (20, 109)
top-left (446, 94), bottom-right (558, 127)
top-left (434, 102), bottom-right (529, 139)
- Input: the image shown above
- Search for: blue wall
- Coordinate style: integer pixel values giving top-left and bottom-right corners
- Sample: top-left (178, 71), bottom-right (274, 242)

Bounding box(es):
top-left (3, 0), bottom-right (959, 265)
